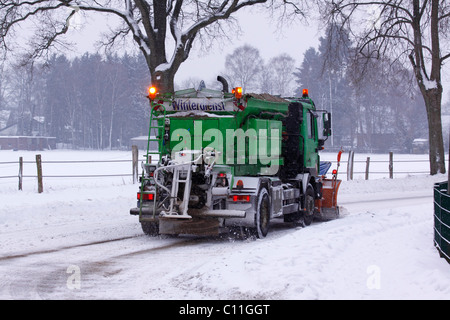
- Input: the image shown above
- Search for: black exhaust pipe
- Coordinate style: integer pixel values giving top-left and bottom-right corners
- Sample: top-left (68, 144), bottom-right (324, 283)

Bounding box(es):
top-left (217, 76), bottom-right (229, 93)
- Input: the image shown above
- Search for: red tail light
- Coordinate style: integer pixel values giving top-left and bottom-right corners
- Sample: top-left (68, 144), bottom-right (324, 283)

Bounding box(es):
top-left (137, 193), bottom-right (154, 201)
top-left (230, 195), bottom-right (250, 202)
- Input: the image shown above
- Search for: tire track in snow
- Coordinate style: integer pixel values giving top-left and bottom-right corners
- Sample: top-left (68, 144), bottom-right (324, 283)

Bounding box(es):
top-left (0, 235), bottom-right (140, 262)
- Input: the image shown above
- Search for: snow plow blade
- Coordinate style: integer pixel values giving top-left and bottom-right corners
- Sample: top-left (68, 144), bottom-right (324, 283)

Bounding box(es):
top-left (315, 178), bottom-right (342, 221)
top-left (315, 150), bottom-right (343, 221)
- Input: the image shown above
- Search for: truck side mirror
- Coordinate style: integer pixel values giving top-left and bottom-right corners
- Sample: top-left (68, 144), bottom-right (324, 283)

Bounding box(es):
top-left (323, 112), bottom-right (331, 136)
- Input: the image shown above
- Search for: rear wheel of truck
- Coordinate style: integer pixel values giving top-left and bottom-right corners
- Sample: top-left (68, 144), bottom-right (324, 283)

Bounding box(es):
top-left (255, 188), bottom-right (271, 238)
top-left (303, 184), bottom-right (315, 226)
top-left (141, 221), bottom-right (159, 236)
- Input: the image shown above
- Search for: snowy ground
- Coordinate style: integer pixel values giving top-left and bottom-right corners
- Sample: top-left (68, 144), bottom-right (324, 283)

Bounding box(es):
top-left (0, 150), bottom-right (449, 300)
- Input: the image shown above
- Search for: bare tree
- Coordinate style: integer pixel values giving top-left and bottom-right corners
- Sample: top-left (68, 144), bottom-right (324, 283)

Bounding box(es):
top-left (325, 0), bottom-right (450, 175)
top-left (0, 63), bottom-right (7, 111)
top-left (223, 44), bottom-right (264, 93)
top-left (0, 0), bottom-right (308, 94)
top-left (258, 53), bottom-right (296, 96)
top-left (259, 63), bottom-right (273, 94)
top-left (268, 53), bottom-right (296, 96)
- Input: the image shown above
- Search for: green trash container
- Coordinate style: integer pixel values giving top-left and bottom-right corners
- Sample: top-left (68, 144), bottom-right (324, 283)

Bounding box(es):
top-left (434, 181), bottom-right (450, 264)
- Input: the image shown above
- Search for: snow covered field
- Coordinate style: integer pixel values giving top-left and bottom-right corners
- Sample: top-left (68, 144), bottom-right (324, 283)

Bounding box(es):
top-left (0, 149), bottom-right (449, 300)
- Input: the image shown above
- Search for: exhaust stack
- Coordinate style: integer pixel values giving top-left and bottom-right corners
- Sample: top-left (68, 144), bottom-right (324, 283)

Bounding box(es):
top-left (217, 76), bottom-right (229, 93)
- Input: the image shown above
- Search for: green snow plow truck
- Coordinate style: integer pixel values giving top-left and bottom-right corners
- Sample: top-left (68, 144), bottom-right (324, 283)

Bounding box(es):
top-left (130, 76), bottom-right (342, 237)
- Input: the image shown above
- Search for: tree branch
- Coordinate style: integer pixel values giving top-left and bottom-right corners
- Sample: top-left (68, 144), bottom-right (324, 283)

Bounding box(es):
top-left (441, 52), bottom-right (450, 62)
top-left (1, 0), bottom-right (307, 93)
top-left (75, 2), bottom-right (151, 55)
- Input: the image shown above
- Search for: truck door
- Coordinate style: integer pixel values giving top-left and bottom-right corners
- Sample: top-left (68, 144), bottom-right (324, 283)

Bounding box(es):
top-left (303, 110), bottom-right (319, 173)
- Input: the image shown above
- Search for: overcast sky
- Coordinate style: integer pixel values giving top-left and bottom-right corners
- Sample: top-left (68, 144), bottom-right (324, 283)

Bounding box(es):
top-left (175, 9), bottom-right (320, 87)
top-left (65, 7), bottom-right (449, 103)
top-left (66, 8), bottom-right (319, 84)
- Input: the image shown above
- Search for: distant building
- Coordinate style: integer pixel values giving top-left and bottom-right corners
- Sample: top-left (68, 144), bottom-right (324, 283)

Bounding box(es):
top-left (0, 123), bottom-right (18, 136)
top-left (0, 110), bottom-right (11, 129)
top-left (412, 138), bottom-right (428, 154)
top-left (0, 109), bottom-right (56, 150)
top-left (0, 136), bottom-right (56, 151)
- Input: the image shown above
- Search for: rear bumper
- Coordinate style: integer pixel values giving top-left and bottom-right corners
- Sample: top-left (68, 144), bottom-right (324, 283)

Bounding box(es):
top-left (130, 206), bottom-right (246, 218)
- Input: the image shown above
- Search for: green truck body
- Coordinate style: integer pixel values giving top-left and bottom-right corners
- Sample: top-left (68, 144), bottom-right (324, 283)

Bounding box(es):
top-left (130, 80), bottom-right (341, 237)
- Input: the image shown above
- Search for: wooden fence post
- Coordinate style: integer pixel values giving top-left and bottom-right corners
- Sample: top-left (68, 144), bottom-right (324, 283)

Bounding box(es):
top-left (18, 156), bottom-right (23, 191)
top-left (132, 145), bottom-right (139, 184)
top-left (389, 152), bottom-right (393, 179)
top-left (36, 154), bottom-right (43, 193)
top-left (365, 157), bottom-right (370, 180)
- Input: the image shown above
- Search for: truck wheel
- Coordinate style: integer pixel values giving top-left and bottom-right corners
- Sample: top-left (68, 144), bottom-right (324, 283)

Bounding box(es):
top-left (255, 188), bottom-right (271, 238)
top-left (303, 184), bottom-right (315, 226)
top-left (141, 221), bottom-right (159, 236)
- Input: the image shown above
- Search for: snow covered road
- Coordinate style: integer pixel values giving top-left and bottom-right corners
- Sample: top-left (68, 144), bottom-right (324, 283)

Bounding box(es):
top-left (0, 150), bottom-right (449, 300)
top-left (0, 174), bottom-right (449, 300)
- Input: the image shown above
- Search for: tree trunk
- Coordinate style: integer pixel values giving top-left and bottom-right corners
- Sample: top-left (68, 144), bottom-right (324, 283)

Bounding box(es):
top-left (422, 88), bottom-right (446, 175)
top-left (152, 69), bottom-right (176, 94)
top-left (139, 46), bottom-right (177, 94)
top-left (410, 0), bottom-right (446, 175)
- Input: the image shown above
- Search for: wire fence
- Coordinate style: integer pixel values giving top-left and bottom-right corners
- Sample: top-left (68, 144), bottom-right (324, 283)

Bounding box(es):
top-left (0, 149), bottom-right (442, 192)
top-left (322, 151), bottom-right (440, 180)
top-left (0, 159), bottom-right (134, 178)
top-left (0, 147), bottom-right (141, 192)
